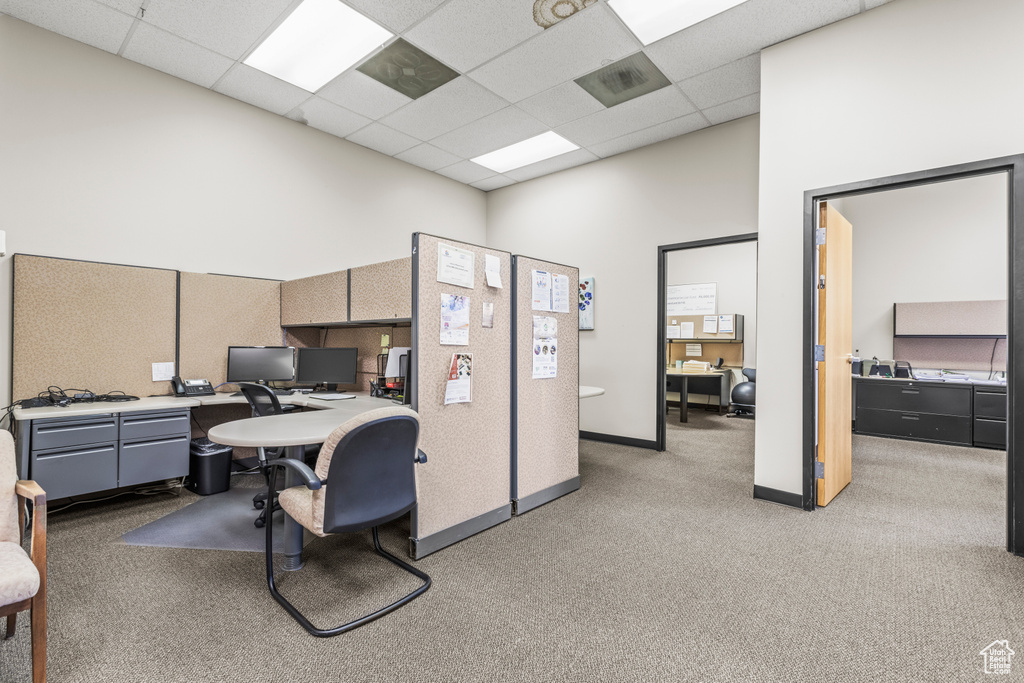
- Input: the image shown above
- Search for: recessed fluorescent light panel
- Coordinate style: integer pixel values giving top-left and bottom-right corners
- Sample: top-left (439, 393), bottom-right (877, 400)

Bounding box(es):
top-left (244, 0), bottom-right (393, 92)
top-left (471, 132), bottom-right (579, 174)
top-left (357, 39), bottom-right (460, 100)
top-left (575, 52), bottom-right (671, 108)
top-left (607, 0), bottom-right (748, 46)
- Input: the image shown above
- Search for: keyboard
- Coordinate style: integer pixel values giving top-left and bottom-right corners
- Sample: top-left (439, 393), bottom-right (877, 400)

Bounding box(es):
top-left (231, 389), bottom-right (291, 397)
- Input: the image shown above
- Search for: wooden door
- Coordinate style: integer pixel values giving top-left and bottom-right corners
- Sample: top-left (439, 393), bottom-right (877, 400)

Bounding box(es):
top-left (817, 202), bottom-right (853, 506)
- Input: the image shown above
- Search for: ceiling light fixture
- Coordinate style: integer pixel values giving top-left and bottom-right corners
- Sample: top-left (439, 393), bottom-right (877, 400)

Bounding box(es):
top-left (471, 132), bottom-right (580, 173)
top-left (244, 0), bottom-right (393, 92)
top-left (607, 0), bottom-right (748, 46)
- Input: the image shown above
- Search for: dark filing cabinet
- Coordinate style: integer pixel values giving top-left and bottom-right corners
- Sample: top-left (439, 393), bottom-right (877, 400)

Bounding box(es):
top-left (973, 383), bottom-right (1007, 449)
top-left (853, 378), bottom-right (973, 446)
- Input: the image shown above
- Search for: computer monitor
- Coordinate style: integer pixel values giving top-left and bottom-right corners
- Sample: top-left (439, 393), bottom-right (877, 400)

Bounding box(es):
top-left (296, 347), bottom-right (358, 390)
top-left (226, 346), bottom-right (295, 383)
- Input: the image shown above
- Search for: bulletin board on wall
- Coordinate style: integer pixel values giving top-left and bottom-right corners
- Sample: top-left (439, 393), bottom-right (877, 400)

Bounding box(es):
top-left (411, 233), bottom-right (512, 558)
top-left (11, 254), bottom-right (177, 401)
top-left (512, 256), bottom-right (580, 514)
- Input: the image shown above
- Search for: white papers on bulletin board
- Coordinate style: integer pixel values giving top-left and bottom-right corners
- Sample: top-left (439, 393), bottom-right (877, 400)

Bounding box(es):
top-left (532, 315), bottom-right (557, 379)
top-left (440, 294), bottom-right (470, 345)
top-left (437, 243), bottom-right (475, 289)
top-left (482, 302), bottom-right (494, 328)
top-left (533, 315), bottom-right (557, 338)
top-left (666, 325), bottom-right (681, 339)
top-left (718, 315), bottom-right (733, 333)
top-left (686, 343), bottom-right (702, 356)
top-left (667, 283), bottom-right (717, 315)
top-left (552, 274), bottom-right (570, 313)
top-left (531, 270), bottom-right (551, 311)
top-left (703, 316), bottom-right (718, 333)
top-left (484, 254), bottom-right (502, 288)
top-left (444, 353), bottom-right (472, 405)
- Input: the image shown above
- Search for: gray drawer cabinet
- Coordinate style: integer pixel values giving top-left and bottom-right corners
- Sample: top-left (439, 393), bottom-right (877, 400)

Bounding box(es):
top-left (974, 384), bottom-right (1007, 449)
top-left (853, 378), bottom-right (973, 446)
top-left (24, 408), bottom-right (191, 499)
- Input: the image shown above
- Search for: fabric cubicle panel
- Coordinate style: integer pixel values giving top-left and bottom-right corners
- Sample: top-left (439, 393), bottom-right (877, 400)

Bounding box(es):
top-left (411, 234), bottom-right (512, 558)
top-left (11, 255), bottom-right (177, 401)
top-left (323, 325), bottom-right (411, 392)
top-left (512, 257), bottom-right (579, 514)
top-left (349, 257), bottom-right (412, 322)
top-left (178, 272), bottom-right (282, 386)
top-left (280, 269), bottom-right (348, 326)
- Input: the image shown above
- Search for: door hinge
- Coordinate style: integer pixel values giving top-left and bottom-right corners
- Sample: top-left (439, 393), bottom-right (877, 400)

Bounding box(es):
top-left (814, 345), bottom-right (825, 362)
top-left (815, 228), bottom-right (826, 245)
top-left (815, 461), bottom-right (824, 479)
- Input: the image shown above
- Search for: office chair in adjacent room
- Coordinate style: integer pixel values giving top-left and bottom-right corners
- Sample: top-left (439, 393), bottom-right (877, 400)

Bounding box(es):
top-left (263, 406), bottom-right (431, 637)
top-left (0, 431), bottom-right (46, 683)
top-left (730, 368), bottom-right (756, 417)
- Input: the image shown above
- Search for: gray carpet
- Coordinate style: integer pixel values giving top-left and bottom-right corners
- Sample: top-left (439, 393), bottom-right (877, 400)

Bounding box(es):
top-left (1, 410), bottom-right (1020, 682)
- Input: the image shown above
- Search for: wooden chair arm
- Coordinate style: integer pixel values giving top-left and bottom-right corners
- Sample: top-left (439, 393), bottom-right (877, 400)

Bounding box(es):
top-left (14, 480), bottom-right (46, 570)
top-left (15, 480), bottom-right (46, 508)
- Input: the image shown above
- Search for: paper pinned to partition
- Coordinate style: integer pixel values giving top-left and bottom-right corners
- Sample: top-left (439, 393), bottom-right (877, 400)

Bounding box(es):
top-left (484, 254), bottom-right (502, 288)
top-left (482, 302), bottom-right (494, 328)
top-left (437, 243), bottom-right (475, 289)
top-left (679, 322), bottom-right (694, 338)
top-left (552, 273), bottom-right (570, 313)
top-left (718, 315), bottom-right (733, 333)
top-left (686, 343), bottom-right (702, 356)
top-left (532, 315), bottom-right (558, 379)
top-left (531, 270), bottom-right (552, 311)
top-left (667, 325), bottom-right (681, 339)
top-left (444, 353), bottom-right (472, 404)
top-left (440, 293), bottom-right (470, 345)
top-left (703, 316), bottom-right (718, 334)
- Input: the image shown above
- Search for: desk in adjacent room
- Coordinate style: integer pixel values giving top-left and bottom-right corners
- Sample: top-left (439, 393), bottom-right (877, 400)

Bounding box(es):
top-left (665, 368), bottom-right (733, 422)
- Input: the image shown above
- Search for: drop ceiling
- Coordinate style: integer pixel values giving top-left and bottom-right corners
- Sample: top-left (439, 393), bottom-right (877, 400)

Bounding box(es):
top-left (0, 0), bottom-right (892, 191)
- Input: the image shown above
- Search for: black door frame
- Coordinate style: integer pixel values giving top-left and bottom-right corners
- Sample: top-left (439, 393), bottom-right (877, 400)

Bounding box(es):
top-left (656, 233), bottom-right (759, 451)
top-left (801, 154), bottom-right (1024, 554)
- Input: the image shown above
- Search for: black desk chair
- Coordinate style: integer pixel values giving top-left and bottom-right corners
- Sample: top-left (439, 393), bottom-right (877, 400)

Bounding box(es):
top-left (730, 368), bottom-right (756, 417)
top-left (237, 383), bottom-right (317, 528)
top-left (264, 406), bottom-right (430, 637)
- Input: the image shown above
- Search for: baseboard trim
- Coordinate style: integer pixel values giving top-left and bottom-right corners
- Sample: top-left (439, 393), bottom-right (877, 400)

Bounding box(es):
top-left (410, 504), bottom-right (512, 559)
top-left (514, 476), bottom-right (580, 515)
top-left (579, 431), bottom-right (659, 450)
top-left (753, 485), bottom-right (804, 509)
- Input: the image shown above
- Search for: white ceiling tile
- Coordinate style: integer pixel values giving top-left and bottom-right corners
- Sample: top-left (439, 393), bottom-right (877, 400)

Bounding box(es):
top-left (141, 0), bottom-right (294, 60)
top-left (93, 0), bottom-right (141, 15)
top-left (863, 0), bottom-right (895, 9)
top-left (404, 0), bottom-right (543, 73)
top-left (380, 77), bottom-right (508, 140)
top-left (468, 4), bottom-right (640, 103)
top-left (517, 80), bottom-right (606, 128)
top-left (213, 64), bottom-right (311, 115)
top-left (341, 0), bottom-right (446, 33)
top-left (471, 175), bottom-right (516, 192)
top-left (645, 0), bottom-right (860, 82)
top-left (394, 143), bottom-right (463, 171)
top-left (122, 22), bottom-right (233, 88)
top-left (702, 93), bottom-right (760, 125)
top-left (435, 160), bottom-right (496, 184)
top-left (555, 86), bottom-right (696, 148)
top-left (429, 106), bottom-right (548, 159)
top-left (0, 0), bottom-right (135, 54)
top-left (346, 122), bottom-right (420, 156)
top-left (588, 112), bottom-right (708, 158)
top-left (503, 148), bottom-right (598, 182)
top-left (678, 54), bottom-right (760, 110)
top-left (290, 96), bottom-right (372, 139)
top-left (318, 70), bottom-right (412, 119)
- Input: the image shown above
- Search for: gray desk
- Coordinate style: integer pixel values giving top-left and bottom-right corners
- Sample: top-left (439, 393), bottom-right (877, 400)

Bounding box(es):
top-left (665, 368), bottom-right (732, 422)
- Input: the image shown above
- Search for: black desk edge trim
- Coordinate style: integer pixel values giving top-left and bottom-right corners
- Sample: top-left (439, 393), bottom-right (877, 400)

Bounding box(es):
top-left (753, 485), bottom-right (804, 510)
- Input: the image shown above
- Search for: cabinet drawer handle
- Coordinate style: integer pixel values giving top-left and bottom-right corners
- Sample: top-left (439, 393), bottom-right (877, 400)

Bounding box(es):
top-left (900, 389), bottom-right (919, 395)
top-left (901, 414), bottom-right (920, 420)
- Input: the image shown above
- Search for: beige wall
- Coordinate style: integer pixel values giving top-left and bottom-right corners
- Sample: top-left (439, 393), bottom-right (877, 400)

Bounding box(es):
top-left (756, 0), bottom-right (1024, 494)
top-left (487, 116), bottom-right (760, 441)
top-left (0, 16), bottom-right (486, 405)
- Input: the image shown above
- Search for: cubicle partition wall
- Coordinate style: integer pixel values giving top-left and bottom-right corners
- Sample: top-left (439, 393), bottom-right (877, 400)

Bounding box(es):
top-left (410, 233), bottom-right (513, 558)
top-left (280, 269), bottom-right (348, 326)
top-left (511, 257), bottom-right (580, 514)
top-left (323, 325), bottom-right (411, 392)
top-left (11, 255), bottom-right (178, 401)
top-left (350, 257), bottom-right (412, 322)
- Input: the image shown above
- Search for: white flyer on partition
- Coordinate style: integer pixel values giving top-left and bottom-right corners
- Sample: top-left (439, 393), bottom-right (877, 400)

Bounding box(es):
top-left (551, 273), bottom-right (571, 313)
top-left (703, 315), bottom-right (718, 333)
top-left (440, 293), bottom-right (470, 346)
top-left (533, 315), bottom-right (557, 338)
top-left (531, 270), bottom-right (552, 311)
top-left (686, 343), bottom-right (703, 356)
top-left (437, 243), bottom-right (475, 289)
top-left (679, 321), bottom-right (695, 338)
top-left (482, 302), bottom-right (494, 328)
top-left (484, 254), bottom-right (502, 288)
top-left (666, 325), bottom-right (681, 339)
top-left (444, 353), bottom-right (472, 405)
top-left (718, 315), bottom-right (733, 333)
top-left (532, 316), bottom-right (558, 379)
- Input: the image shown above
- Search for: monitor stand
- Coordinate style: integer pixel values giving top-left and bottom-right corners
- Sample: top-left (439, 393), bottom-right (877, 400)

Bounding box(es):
top-left (324, 383), bottom-right (338, 392)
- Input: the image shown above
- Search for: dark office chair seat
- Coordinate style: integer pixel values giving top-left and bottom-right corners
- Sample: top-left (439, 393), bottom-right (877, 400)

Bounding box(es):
top-left (730, 368), bottom-right (756, 417)
top-left (264, 406), bottom-right (430, 637)
top-left (237, 383), bottom-right (318, 529)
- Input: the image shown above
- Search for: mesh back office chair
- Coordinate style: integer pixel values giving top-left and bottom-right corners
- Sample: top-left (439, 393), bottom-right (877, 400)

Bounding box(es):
top-left (264, 406), bottom-right (430, 637)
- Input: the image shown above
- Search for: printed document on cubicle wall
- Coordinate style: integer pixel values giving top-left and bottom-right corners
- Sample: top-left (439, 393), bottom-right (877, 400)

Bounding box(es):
top-left (440, 294), bottom-right (470, 345)
top-left (532, 316), bottom-right (557, 379)
top-left (437, 243), bottom-right (475, 289)
top-left (444, 353), bottom-right (472, 404)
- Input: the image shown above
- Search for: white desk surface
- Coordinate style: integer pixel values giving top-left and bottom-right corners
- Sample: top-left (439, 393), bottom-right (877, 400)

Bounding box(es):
top-left (579, 386), bottom-right (605, 399)
top-left (665, 367), bottom-right (730, 376)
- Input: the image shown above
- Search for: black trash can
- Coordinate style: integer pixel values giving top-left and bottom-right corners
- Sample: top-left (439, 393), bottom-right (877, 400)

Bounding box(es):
top-left (187, 438), bottom-right (233, 495)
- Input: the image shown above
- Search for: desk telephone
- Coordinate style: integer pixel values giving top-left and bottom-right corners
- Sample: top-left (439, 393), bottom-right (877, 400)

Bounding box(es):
top-left (171, 376), bottom-right (215, 397)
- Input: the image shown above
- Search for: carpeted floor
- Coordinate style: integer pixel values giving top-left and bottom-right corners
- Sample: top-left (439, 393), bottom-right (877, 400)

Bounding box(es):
top-left (1, 410), bottom-right (1019, 682)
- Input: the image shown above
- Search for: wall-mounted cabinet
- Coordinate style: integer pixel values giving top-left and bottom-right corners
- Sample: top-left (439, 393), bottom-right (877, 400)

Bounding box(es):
top-left (350, 257), bottom-right (412, 322)
top-left (280, 269), bottom-right (348, 327)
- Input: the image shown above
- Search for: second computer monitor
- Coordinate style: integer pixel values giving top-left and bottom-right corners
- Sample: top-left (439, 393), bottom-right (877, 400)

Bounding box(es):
top-left (226, 346), bottom-right (295, 383)
top-left (296, 347), bottom-right (358, 388)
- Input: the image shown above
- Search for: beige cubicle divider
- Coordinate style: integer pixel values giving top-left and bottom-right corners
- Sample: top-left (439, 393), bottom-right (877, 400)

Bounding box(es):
top-left (280, 269), bottom-right (348, 326)
top-left (512, 257), bottom-right (580, 515)
top-left (350, 257), bottom-right (412, 322)
top-left (411, 234), bottom-right (512, 558)
top-left (11, 254), bottom-right (177, 401)
top-left (323, 325), bottom-right (411, 392)
top-left (178, 272), bottom-right (282, 387)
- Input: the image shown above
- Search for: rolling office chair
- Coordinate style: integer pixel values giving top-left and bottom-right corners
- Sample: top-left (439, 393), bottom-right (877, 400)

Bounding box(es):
top-left (237, 383), bottom-right (317, 529)
top-left (730, 368), bottom-right (756, 417)
top-left (264, 406), bottom-right (430, 637)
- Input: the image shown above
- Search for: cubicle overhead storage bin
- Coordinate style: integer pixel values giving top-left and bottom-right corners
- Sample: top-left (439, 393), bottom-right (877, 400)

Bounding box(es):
top-left (280, 269), bottom-right (349, 326)
top-left (410, 234), bottom-right (513, 558)
top-left (511, 256), bottom-right (580, 514)
top-left (350, 257), bottom-right (412, 322)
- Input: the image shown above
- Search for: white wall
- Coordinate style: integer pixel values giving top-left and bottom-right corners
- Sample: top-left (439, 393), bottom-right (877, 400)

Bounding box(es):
top-left (756, 0), bottom-right (1024, 494)
top-left (0, 17), bottom-right (486, 406)
top-left (487, 116), bottom-right (760, 441)
top-left (843, 174), bottom-right (1007, 363)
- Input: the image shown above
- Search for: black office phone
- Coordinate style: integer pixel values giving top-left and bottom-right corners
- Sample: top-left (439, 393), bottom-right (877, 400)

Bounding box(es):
top-left (171, 376), bottom-right (215, 396)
